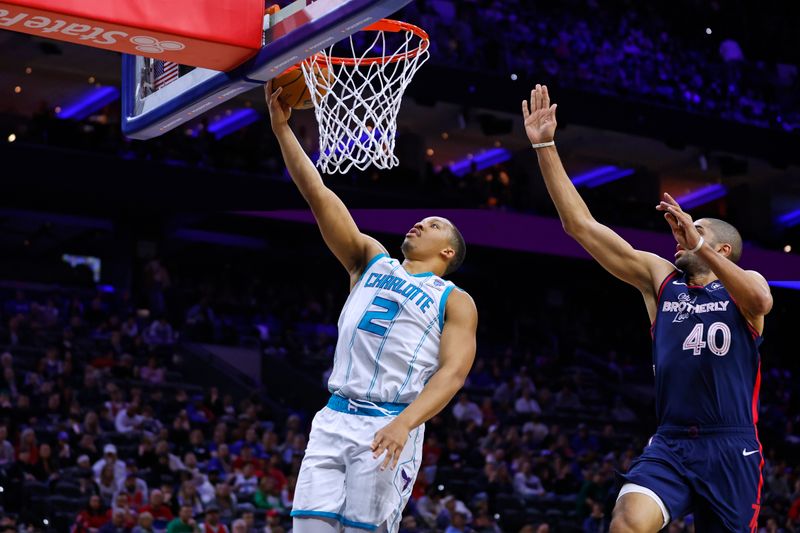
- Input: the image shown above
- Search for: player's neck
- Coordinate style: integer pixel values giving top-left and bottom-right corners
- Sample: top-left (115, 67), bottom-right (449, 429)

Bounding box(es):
top-left (686, 270), bottom-right (716, 287)
top-left (402, 258), bottom-right (443, 277)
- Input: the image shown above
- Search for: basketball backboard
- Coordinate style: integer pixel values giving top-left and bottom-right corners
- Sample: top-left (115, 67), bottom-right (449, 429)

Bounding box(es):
top-left (121, 0), bottom-right (413, 140)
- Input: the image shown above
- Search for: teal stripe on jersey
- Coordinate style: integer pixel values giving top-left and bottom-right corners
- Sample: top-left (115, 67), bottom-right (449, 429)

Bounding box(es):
top-left (364, 277), bottom-right (426, 401)
top-left (289, 510), bottom-right (378, 531)
top-left (393, 316), bottom-right (437, 403)
top-left (344, 261), bottom-right (402, 383)
top-left (357, 253), bottom-right (389, 282)
top-left (438, 284), bottom-right (455, 331)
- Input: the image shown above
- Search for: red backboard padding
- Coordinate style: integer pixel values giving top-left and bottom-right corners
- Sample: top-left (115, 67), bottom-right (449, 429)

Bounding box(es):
top-left (0, 0), bottom-right (263, 70)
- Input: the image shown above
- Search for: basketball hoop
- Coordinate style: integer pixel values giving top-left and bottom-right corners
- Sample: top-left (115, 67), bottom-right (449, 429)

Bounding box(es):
top-left (300, 19), bottom-right (430, 174)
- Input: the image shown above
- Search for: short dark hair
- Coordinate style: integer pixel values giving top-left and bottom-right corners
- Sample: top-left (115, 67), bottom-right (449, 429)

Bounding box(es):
top-left (444, 223), bottom-right (466, 276)
top-left (703, 218), bottom-right (742, 263)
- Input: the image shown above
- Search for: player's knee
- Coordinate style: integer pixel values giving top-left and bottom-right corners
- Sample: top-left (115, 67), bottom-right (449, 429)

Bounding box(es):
top-left (610, 513), bottom-right (646, 533)
top-left (610, 506), bottom-right (660, 533)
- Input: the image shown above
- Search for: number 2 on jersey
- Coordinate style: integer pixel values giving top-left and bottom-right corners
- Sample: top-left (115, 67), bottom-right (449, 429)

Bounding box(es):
top-left (358, 296), bottom-right (400, 336)
top-left (682, 321), bottom-right (732, 356)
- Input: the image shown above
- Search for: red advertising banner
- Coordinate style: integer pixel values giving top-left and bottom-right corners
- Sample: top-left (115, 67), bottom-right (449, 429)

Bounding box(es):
top-left (0, 0), bottom-right (263, 70)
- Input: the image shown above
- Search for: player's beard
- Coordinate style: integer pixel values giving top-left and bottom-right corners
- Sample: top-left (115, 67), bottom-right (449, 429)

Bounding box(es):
top-left (676, 249), bottom-right (711, 276)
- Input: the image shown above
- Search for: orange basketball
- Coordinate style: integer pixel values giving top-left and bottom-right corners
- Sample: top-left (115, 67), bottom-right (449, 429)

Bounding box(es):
top-left (272, 64), bottom-right (331, 110)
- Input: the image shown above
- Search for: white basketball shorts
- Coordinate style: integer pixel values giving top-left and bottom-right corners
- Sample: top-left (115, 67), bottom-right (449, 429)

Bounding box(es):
top-left (291, 395), bottom-right (425, 532)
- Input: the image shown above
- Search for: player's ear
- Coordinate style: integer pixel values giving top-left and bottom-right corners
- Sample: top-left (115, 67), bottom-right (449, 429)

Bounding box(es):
top-left (440, 247), bottom-right (455, 262)
top-left (717, 242), bottom-right (732, 259)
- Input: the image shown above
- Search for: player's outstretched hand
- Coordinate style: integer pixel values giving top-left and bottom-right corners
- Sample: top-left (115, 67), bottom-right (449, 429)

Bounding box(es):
top-left (372, 419), bottom-right (410, 471)
top-left (522, 84), bottom-right (557, 145)
top-left (265, 80), bottom-right (292, 131)
top-left (656, 193), bottom-right (703, 251)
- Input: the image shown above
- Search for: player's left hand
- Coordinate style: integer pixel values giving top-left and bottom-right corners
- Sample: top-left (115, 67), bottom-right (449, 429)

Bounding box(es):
top-left (656, 193), bottom-right (702, 251)
top-left (265, 80), bottom-right (292, 130)
top-left (372, 419), bottom-right (410, 471)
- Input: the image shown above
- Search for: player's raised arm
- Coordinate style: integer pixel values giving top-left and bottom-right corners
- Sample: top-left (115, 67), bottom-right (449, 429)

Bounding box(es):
top-left (266, 82), bottom-right (384, 279)
top-left (523, 84), bottom-right (673, 297)
top-left (370, 290), bottom-right (477, 471)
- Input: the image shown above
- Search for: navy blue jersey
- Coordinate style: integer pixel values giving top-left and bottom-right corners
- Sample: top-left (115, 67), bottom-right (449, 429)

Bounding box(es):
top-left (652, 271), bottom-right (762, 428)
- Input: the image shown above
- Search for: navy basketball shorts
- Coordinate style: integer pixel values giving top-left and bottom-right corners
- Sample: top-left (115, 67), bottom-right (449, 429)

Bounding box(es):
top-left (618, 426), bottom-right (763, 532)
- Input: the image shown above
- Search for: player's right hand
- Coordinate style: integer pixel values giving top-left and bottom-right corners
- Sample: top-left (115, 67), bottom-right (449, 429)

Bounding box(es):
top-left (522, 84), bottom-right (557, 144)
top-left (265, 80), bottom-right (292, 130)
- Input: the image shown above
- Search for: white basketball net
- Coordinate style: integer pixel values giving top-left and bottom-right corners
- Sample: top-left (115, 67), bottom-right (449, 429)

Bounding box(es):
top-left (300, 22), bottom-right (429, 174)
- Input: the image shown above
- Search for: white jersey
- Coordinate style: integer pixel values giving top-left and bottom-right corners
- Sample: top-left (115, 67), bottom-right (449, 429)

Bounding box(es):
top-left (328, 253), bottom-right (456, 404)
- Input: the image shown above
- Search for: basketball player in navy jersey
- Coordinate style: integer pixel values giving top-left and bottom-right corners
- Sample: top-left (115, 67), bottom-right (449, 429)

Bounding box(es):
top-left (523, 84), bottom-right (773, 532)
top-left (266, 83), bottom-right (478, 533)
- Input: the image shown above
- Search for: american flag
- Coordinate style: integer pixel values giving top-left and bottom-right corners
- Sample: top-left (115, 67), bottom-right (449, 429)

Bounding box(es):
top-left (153, 60), bottom-right (179, 90)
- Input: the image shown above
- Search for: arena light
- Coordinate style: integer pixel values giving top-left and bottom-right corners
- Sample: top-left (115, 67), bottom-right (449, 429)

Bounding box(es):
top-left (571, 165), bottom-right (634, 188)
top-left (207, 108), bottom-right (260, 140)
top-left (675, 183), bottom-right (727, 209)
top-left (57, 86), bottom-right (119, 120)
top-left (450, 148), bottom-right (512, 177)
top-left (768, 281), bottom-right (800, 291)
top-left (776, 208), bottom-right (800, 228)
top-left (173, 229), bottom-right (267, 249)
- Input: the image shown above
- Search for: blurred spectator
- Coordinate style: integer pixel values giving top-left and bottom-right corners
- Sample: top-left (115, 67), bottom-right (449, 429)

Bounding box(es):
top-left (570, 424), bottom-right (600, 455)
top-left (0, 425), bottom-right (14, 465)
top-left (166, 505), bottom-right (197, 533)
top-left (232, 463), bottom-right (260, 497)
top-left (199, 505), bottom-right (228, 533)
top-left (576, 471), bottom-right (613, 517)
top-left (140, 489), bottom-right (174, 528)
top-left (514, 460), bottom-right (546, 499)
top-left (452, 393), bottom-right (483, 426)
top-left (417, 486), bottom-right (444, 529)
top-left (514, 388), bottom-right (542, 416)
top-left (254, 475), bottom-right (284, 512)
top-left (73, 494), bottom-right (111, 533)
top-left (17, 428), bottom-right (39, 464)
top-left (583, 502), bottom-right (608, 533)
top-left (208, 483), bottom-right (238, 523)
top-left (118, 472), bottom-right (149, 510)
top-left (145, 317), bottom-right (176, 347)
top-left (112, 492), bottom-right (139, 530)
top-left (29, 442), bottom-right (60, 482)
top-left (132, 512), bottom-right (156, 533)
top-left (98, 463), bottom-right (120, 505)
top-left (438, 495), bottom-right (473, 529)
top-left (94, 443), bottom-right (127, 486)
top-left (122, 316), bottom-right (140, 339)
top-left (140, 357), bottom-right (166, 385)
top-left (116, 403), bottom-right (144, 433)
top-left (444, 511), bottom-right (470, 533)
top-left (207, 444), bottom-right (233, 475)
top-left (522, 413), bottom-right (549, 444)
top-left (176, 480), bottom-right (205, 517)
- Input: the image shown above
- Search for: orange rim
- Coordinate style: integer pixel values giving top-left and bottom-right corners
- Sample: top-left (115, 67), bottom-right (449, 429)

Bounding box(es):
top-left (278, 19), bottom-right (428, 77)
top-left (312, 19), bottom-right (429, 67)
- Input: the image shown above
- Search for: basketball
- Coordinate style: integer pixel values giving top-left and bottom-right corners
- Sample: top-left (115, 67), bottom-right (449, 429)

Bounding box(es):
top-left (272, 64), bottom-right (331, 110)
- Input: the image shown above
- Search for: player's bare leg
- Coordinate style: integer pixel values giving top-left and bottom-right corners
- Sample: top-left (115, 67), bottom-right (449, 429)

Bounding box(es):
top-left (610, 493), bottom-right (667, 533)
top-left (293, 517), bottom-right (341, 533)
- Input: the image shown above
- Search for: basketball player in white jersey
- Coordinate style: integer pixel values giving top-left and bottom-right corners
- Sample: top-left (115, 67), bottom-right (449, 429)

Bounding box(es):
top-left (265, 83), bottom-right (478, 533)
